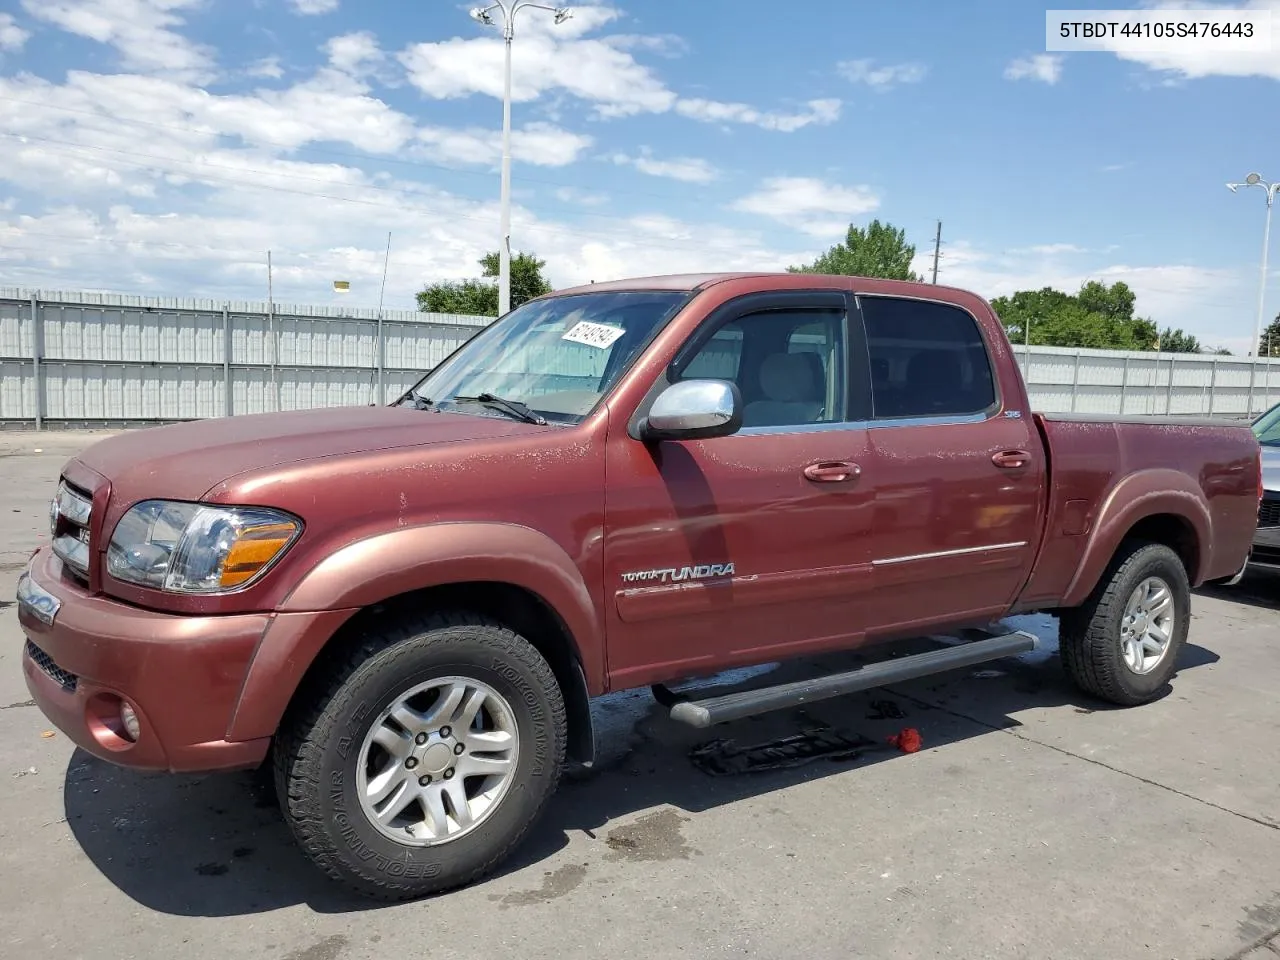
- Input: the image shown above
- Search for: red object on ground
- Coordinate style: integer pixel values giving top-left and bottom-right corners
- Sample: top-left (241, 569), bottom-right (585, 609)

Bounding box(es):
top-left (888, 727), bottom-right (923, 753)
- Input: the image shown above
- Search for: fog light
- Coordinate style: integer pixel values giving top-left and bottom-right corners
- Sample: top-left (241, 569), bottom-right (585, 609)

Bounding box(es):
top-left (119, 702), bottom-right (140, 741)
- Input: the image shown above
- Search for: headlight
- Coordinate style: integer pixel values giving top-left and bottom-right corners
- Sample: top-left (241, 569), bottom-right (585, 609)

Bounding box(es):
top-left (106, 501), bottom-right (301, 594)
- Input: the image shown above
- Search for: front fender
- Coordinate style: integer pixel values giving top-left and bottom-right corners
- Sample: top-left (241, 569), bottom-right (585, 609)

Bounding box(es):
top-left (225, 522), bottom-right (602, 743)
top-left (1060, 469), bottom-right (1211, 607)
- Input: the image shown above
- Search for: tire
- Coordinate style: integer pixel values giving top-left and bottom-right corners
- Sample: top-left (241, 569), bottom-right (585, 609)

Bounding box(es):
top-left (1059, 540), bottom-right (1190, 707)
top-left (274, 610), bottom-right (567, 901)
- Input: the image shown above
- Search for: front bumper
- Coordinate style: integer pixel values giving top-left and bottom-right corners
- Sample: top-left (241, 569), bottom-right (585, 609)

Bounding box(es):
top-left (17, 547), bottom-right (273, 772)
top-left (1251, 493), bottom-right (1280, 568)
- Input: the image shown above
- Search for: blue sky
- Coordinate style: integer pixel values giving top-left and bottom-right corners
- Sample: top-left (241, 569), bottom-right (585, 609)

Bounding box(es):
top-left (0, 0), bottom-right (1276, 352)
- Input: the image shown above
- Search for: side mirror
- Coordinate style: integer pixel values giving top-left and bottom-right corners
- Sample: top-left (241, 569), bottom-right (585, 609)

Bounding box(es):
top-left (642, 379), bottom-right (743, 441)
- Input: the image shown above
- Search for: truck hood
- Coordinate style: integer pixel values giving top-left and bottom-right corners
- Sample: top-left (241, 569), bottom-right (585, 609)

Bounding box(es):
top-left (1263, 444), bottom-right (1280, 492)
top-left (70, 406), bottom-right (548, 503)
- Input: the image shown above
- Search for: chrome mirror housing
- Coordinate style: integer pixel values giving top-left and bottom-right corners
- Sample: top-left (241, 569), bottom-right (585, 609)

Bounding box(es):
top-left (642, 379), bottom-right (742, 441)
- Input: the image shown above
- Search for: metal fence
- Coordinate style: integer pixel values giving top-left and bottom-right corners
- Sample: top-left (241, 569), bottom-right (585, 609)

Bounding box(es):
top-left (2, 287), bottom-right (1278, 428)
top-left (0, 288), bottom-right (489, 428)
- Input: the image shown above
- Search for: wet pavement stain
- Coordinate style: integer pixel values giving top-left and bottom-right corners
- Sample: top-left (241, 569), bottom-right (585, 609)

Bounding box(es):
top-left (492, 863), bottom-right (589, 907)
top-left (604, 809), bottom-right (695, 862)
top-left (1238, 891), bottom-right (1280, 943)
top-left (285, 935), bottom-right (349, 960)
top-left (194, 862), bottom-right (228, 876)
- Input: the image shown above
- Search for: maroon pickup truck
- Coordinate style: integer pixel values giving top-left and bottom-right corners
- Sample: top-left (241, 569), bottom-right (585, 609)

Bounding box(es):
top-left (17, 272), bottom-right (1261, 900)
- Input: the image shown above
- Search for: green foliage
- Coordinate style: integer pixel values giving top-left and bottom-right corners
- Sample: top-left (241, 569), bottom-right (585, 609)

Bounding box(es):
top-left (1156, 327), bottom-right (1203, 354)
top-left (418, 250), bottom-right (553, 317)
top-left (991, 280), bottom-right (1201, 352)
top-left (1262, 312), bottom-right (1280, 357)
top-left (789, 219), bottom-right (921, 281)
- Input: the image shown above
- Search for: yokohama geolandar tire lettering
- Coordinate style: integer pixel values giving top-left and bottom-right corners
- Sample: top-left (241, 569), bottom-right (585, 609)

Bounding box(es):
top-left (1058, 540), bottom-right (1191, 707)
top-left (273, 610), bottom-right (567, 901)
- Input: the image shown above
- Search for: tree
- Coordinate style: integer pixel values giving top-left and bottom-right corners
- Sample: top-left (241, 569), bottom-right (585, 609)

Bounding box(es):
top-left (789, 219), bottom-right (921, 281)
top-left (991, 281), bottom-right (1155, 350)
top-left (1262, 312), bottom-right (1280, 357)
top-left (1157, 327), bottom-right (1203, 354)
top-left (418, 250), bottom-right (553, 317)
top-left (990, 279), bottom-right (1202, 352)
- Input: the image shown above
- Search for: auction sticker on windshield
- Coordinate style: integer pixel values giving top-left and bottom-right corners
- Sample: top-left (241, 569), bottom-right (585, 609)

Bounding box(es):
top-left (562, 320), bottom-right (625, 349)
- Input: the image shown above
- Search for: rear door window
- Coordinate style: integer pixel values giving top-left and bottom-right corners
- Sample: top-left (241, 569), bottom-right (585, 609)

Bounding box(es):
top-left (859, 296), bottom-right (996, 419)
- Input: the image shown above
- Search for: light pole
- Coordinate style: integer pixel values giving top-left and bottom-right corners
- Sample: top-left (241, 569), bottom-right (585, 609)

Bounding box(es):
top-left (470, 2), bottom-right (572, 317)
top-left (1227, 172), bottom-right (1277, 356)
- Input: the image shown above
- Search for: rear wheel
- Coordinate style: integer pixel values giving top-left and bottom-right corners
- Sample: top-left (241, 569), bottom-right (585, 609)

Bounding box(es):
top-left (1059, 541), bottom-right (1190, 706)
top-left (274, 611), bottom-right (567, 901)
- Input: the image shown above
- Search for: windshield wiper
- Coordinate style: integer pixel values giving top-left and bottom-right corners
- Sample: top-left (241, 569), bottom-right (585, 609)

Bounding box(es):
top-left (451, 393), bottom-right (547, 426)
top-left (405, 390), bottom-right (436, 411)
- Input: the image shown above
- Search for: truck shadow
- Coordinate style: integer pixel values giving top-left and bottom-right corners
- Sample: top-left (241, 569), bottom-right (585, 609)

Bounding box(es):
top-left (1195, 565), bottom-right (1280, 612)
top-left (61, 630), bottom-right (1221, 919)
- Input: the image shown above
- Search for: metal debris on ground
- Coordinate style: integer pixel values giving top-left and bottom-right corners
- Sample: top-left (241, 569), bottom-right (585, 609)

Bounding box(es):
top-left (689, 727), bottom-right (882, 776)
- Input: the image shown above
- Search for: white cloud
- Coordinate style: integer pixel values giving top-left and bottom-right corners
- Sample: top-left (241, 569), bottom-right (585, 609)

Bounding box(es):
top-left (610, 149), bottom-right (718, 183)
top-left (837, 59), bottom-right (928, 90)
top-left (325, 31), bottom-right (382, 75)
top-left (20, 0), bottom-right (216, 83)
top-left (1004, 54), bottom-right (1064, 85)
top-left (416, 121), bottom-right (593, 168)
top-left (247, 56), bottom-right (284, 80)
top-left (0, 68), bottom-right (590, 182)
top-left (1078, 0), bottom-right (1280, 82)
top-left (398, 13), bottom-right (677, 118)
top-left (0, 13), bottom-right (30, 52)
top-left (674, 97), bottom-right (841, 132)
top-left (732, 176), bottom-right (880, 237)
top-left (1022, 243), bottom-right (1088, 255)
top-left (290, 0), bottom-right (339, 15)
top-left (554, 186), bottom-right (609, 207)
top-left (400, 6), bottom-right (840, 131)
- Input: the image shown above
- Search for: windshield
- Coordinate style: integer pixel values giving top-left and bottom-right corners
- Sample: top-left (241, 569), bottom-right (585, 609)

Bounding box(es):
top-left (1254, 402), bottom-right (1280, 446)
top-left (400, 290), bottom-right (689, 424)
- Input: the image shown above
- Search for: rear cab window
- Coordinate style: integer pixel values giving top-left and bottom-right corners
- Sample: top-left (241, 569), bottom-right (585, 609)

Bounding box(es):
top-left (858, 295), bottom-right (997, 420)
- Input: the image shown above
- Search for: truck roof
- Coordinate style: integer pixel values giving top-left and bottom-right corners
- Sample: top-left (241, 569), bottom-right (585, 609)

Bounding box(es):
top-left (549, 271), bottom-right (979, 299)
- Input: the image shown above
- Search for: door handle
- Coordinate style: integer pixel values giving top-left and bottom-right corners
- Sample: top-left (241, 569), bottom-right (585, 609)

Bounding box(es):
top-left (992, 450), bottom-right (1032, 469)
top-left (803, 461), bottom-right (860, 483)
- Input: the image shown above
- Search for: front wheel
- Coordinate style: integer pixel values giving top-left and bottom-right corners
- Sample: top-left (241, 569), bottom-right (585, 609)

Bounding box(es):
top-left (1059, 541), bottom-right (1190, 706)
top-left (274, 611), bottom-right (567, 901)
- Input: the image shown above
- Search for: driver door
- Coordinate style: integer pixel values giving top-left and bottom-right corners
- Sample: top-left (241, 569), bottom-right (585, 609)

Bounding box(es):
top-left (601, 290), bottom-right (876, 690)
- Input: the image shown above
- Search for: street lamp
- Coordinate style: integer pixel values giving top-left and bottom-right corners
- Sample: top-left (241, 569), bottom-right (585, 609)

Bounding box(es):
top-left (1227, 172), bottom-right (1278, 360)
top-left (470, 2), bottom-right (572, 316)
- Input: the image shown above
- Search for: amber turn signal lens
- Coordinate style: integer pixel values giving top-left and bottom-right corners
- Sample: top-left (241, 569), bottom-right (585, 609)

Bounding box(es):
top-left (220, 522), bottom-right (298, 587)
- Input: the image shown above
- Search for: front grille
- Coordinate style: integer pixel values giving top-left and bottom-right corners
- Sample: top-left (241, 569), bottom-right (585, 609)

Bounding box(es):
top-left (1260, 497), bottom-right (1280, 529)
top-left (50, 480), bottom-right (93, 581)
top-left (25, 640), bottom-right (78, 691)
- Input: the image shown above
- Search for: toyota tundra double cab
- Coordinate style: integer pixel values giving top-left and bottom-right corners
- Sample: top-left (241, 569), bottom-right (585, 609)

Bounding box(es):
top-left (18, 272), bottom-right (1262, 900)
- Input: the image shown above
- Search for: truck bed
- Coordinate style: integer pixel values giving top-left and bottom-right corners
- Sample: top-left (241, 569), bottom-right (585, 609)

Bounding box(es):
top-left (1015, 411), bottom-right (1260, 610)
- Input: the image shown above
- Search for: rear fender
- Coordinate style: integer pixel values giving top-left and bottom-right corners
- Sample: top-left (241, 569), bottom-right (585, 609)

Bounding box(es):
top-left (1060, 469), bottom-right (1211, 607)
top-left (226, 522), bottom-right (602, 743)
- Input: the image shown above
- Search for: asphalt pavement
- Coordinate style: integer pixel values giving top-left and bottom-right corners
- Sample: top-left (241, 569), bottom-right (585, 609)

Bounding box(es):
top-left (2, 430), bottom-right (1279, 960)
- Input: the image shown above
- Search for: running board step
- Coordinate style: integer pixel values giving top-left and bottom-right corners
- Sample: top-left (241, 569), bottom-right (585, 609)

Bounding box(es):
top-left (662, 630), bottom-right (1039, 729)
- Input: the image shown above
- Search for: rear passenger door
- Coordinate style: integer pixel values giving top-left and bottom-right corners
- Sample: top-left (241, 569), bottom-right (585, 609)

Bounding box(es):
top-left (855, 293), bottom-right (1045, 636)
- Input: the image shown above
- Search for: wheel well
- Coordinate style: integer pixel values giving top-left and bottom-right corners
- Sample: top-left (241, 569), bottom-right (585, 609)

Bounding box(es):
top-left (1121, 513), bottom-right (1200, 580)
top-left (309, 581), bottom-right (596, 765)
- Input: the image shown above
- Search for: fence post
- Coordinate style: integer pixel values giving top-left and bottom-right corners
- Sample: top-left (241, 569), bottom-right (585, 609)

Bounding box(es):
top-left (1071, 350), bottom-right (1081, 412)
top-left (1164, 353), bottom-right (1176, 415)
top-left (223, 305), bottom-right (232, 418)
top-left (1207, 358), bottom-right (1217, 416)
top-left (30, 293), bottom-right (42, 431)
top-left (376, 314), bottom-right (385, 406)
top-left (1120, 356), bottom-right (1129, 415)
